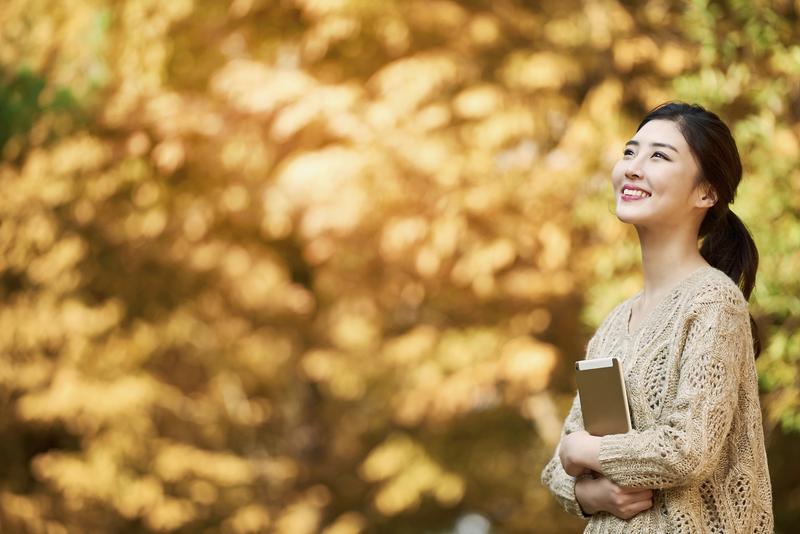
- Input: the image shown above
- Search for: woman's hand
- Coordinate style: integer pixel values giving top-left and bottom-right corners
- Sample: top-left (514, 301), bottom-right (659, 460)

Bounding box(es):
top-left (574, 475), bottom-right (654, 520)
top-left (559, 430), bottom-right (601, 476)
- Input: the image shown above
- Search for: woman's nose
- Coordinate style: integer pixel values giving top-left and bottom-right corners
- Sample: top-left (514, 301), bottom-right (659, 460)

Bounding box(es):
top-left (625, 163), bottom-right (642, 180)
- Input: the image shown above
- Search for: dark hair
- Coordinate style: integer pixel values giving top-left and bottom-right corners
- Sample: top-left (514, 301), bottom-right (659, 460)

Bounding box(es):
top-left (637, 101), bottom-right (761, 359)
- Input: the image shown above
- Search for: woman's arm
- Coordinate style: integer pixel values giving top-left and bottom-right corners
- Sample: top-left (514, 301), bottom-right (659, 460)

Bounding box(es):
top-left (540, 393), bottom-right (593, 518)
top-left (593, 294), bottom-right (749, 489)
top-left (575, 474), bottom-right (654, 520)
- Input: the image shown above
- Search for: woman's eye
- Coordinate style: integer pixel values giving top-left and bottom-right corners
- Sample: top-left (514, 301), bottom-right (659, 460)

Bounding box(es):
top-left (622, 148), bottom-right (670, 160)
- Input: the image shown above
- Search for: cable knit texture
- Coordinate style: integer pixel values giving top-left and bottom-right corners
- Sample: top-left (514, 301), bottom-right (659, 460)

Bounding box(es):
top-left (540, 265), bottom-right (774, 533)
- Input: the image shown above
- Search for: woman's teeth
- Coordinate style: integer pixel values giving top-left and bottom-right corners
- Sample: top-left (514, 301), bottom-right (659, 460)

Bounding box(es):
top-left (622, 188), bottom-right (651, 198)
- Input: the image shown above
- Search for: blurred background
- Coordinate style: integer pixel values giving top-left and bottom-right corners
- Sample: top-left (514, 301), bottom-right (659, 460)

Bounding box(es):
top-left (0, 0), bottom-right (798, 532)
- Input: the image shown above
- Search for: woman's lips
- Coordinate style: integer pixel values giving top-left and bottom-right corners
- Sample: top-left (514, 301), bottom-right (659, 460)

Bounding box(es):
top-left (621, 192), bottom-right (649, 201)
top-left (621, 189), bottom-right (651, 201)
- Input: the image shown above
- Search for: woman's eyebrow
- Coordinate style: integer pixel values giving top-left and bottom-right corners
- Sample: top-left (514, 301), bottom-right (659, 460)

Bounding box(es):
top-left (625, 140), bottom-right (679, 153)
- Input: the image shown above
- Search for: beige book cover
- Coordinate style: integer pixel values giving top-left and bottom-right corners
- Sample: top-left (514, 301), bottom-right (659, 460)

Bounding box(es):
top-left (575, 356), bottom-right (633, 436)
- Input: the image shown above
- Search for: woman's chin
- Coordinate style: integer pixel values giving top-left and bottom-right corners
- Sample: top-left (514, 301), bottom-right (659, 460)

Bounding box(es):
top-left (614, 210), bottom-right (646, 224)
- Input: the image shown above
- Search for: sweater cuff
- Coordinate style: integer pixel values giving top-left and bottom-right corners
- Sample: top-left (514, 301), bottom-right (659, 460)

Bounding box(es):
top-left (597, 432), bottom-right (637, 483)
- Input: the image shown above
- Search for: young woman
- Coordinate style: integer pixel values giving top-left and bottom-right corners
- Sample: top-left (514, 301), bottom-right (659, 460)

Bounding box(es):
top-left (540, 102), bottom-right (774, 533)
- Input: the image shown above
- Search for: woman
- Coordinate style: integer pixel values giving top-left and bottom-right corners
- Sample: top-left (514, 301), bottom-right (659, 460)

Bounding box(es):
top-left (540, 102), bottom-right (774, 533)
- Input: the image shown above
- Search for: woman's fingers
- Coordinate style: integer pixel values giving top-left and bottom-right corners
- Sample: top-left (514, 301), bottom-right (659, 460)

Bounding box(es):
top-left (612, 491), bottom-right (650, 509)
top-left (610, 482), bottom-right (652, 499)
top-left (588, 476), bottom-right (656, 520)
top-left (613, 487), bottom-right (653, 519)
top-left (621, 497), bottom-right (654, 519)
top-left (622, 489), bottom-right (654, 501)
top-left (617, 484), bottom-right (653, 495)
top-left (593, 478), bottom-right (655, 519)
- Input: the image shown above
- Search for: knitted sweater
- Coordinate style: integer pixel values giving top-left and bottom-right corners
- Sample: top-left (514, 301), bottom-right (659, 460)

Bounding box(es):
top-left (540, 265), bottom-right (774, 533)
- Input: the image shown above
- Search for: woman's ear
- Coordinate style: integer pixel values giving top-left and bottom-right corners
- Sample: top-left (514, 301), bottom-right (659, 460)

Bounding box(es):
top-left (698, 183), bottom-right (718, 208)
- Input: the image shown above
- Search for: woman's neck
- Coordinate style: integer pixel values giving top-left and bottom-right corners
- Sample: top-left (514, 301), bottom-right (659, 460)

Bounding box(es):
top-left (635, 225), bottom-right (710, 305)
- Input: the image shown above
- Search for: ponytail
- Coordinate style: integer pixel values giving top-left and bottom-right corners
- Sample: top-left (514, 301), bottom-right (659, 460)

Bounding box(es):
top-left (699, 207), bottom-right (761, 358)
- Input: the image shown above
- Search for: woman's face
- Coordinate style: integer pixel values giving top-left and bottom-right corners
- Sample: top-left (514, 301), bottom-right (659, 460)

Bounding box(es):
top-left (611, 119), bottom-right (713, 230)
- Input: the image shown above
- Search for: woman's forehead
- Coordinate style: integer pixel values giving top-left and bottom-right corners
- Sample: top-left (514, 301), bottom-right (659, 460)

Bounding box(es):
top-left (632, 120), bottom-right (688, 149)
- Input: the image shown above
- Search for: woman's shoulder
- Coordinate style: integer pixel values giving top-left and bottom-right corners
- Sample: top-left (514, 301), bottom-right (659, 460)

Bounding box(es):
top-left (685, 266), bottom-right (749, 310)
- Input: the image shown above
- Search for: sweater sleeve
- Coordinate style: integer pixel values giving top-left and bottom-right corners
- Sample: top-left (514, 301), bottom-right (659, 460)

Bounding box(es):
top-left (597, 296), bottom-right (748, 489)
top-left (540, 392), bottom-right (593, 519)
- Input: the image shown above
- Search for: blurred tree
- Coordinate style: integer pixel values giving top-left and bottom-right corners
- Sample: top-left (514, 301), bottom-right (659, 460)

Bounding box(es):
top-left (0, 0), bottom-right (798, 533)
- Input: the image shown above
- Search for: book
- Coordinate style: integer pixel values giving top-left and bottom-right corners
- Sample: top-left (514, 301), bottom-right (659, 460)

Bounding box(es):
top-left (575, 356), bottom-right (633, 436)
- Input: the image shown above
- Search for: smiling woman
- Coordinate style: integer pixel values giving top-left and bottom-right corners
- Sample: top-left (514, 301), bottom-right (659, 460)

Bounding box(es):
top-left (613, 118), bottom-right (715, 235)
top-left (540, 102), bottom-right (773, 534)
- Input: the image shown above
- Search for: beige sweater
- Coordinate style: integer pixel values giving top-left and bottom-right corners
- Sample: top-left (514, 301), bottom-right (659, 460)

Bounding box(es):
top-left (541, 265), bottom-right (774, 533)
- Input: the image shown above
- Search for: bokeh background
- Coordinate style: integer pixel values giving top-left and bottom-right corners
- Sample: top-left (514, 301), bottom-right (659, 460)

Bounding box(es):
top-left (1, 0), bottom-right (799, 533)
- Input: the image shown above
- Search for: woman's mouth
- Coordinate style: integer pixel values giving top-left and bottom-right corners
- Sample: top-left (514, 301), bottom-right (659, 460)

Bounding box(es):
top-left (621, 187), bottom-right (651, 201)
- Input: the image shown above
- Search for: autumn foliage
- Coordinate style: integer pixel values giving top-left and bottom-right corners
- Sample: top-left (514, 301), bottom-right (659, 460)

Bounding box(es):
top-left (1, 1), bottom-right (799, 533)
